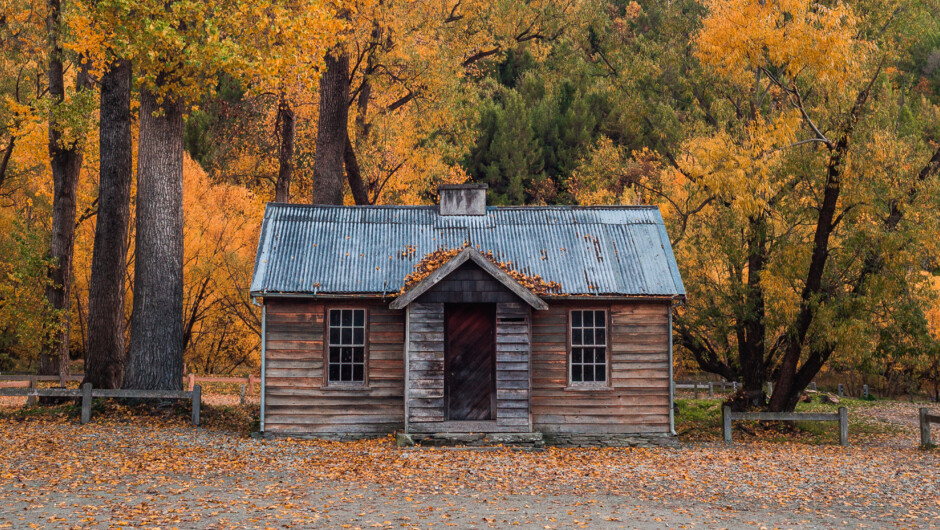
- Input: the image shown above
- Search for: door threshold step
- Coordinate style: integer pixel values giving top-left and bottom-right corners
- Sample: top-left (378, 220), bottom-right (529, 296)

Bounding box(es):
top-left (398, 431), bottom-right (544, 448)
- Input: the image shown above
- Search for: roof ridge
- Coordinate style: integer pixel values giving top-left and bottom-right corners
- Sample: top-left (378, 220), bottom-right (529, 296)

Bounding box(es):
top-left (265, 203), bottom-right (661, 210)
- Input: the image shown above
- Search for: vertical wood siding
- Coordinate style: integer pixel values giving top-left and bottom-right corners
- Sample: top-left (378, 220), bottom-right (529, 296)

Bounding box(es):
top-left (263, 299), bottom-right (404, 435)
top-left (531, 301), bottom-right (671, 434)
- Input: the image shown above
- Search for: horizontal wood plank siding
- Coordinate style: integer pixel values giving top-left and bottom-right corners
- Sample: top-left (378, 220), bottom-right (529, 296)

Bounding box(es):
top-left (495, 302), bottom-right (532, 430)
top-left (264, 299), bottom-right (404, 435)
top-left (406, 303), bottom-right (445, 424)
top-left (531, 301), bottom-right (671, 434)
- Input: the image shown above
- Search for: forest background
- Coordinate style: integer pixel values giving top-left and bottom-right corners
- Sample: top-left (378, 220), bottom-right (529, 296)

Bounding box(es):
top-left (2, 0), bottom-right (940, 408)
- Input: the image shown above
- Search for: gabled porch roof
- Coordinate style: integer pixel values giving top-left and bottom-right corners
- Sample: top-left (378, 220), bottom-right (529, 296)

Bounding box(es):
top-left (389, 247), bottom-right (549, 311)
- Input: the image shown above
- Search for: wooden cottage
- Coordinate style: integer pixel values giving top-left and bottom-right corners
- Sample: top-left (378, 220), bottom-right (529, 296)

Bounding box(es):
top-left (250, 184), bottom-right (686, 446)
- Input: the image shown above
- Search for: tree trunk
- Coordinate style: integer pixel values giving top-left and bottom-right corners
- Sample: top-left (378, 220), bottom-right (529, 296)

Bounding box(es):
top-left (39, 0), bottom-right (88, 380)
top-left (274, 95), bottom-right (295, 202)
top-left (344, 136), bottom-right (369, 204)
top-left (84, 60), bottom-right (132, 390)
top-left (312, 51), bottom-right (350, 205)
top-left (125, 85), bottom-right (185, 390)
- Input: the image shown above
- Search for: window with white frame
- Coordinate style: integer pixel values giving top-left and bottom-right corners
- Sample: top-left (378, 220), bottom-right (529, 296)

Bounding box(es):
top-left (327, 309), bottom-right (366, 383)
top-left (570, 309), bottom-right (607, 384)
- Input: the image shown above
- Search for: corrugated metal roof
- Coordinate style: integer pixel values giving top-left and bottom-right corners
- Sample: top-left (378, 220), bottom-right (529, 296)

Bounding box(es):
top-left (250, 204), bottom-right (686, 298)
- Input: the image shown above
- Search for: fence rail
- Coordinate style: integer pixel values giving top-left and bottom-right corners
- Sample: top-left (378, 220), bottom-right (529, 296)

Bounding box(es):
top-left (0, 384), bottom-right (201, 425)
top-left (920, 408), bottom-right (940, 447)
top-left (0, 373), bottom-right (257, 392)
top-left (722, 405), bottom-right (848, 446)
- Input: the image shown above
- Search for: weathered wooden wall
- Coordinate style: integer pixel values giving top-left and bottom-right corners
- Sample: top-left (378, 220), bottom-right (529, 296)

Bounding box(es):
top-left (406, 302), bottom-right (445, 426)
top-left (494, 302), bottom-right (532, 430)
top-left (531, 301), bottom-right (671, 434)
top-left (263, 299), bottom-right (405, 436)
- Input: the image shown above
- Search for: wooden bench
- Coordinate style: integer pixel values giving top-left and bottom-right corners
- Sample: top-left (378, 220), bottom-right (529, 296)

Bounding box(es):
top-left (920, 408), bottom-right (940, 447)
top-left (722, 406), bottom-right (848, 446)
top-left (0, 384), bottom-right (202, 425)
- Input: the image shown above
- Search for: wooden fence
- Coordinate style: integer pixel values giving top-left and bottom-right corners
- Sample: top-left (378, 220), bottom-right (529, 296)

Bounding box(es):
top-left (722, 405), bottom-right (849, 446)
top-left (1, 373), bottom-right (257, 394)
top-left (185, 373), bottom-right (258, 396)
top-left (920, 408), bottom-right (940, 447)
top-left (0, 383), bottom-right (201, 425)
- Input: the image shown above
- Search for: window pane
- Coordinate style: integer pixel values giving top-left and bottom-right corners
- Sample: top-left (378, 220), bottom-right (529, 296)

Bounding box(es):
top-left (572, 328), bottom-right (582, 345)
top-left (595, 348), bottom-right (606, 364)
top-left (353, 347), bottom-right (364, 363)
top-left (572, 311), bottom-right (582, 327)
top-left (595, 328), bottom-right (605, 345)
top-left (586, 365), bottom-right (597, 382)
top-left (329, 347), bottom-right (340, 363)
top-left (341, 328), bottom-right (352, 344)
top-left (353, 328), bottom-right (364, 345)
top-left (330, 310), bottom-right (340, 326)
top-left (329, 364), bottom-right (340, 381)
top-left (595, 365), bottom-right (606, 382)
top-left (329, 328), bottom-right (340, 345)
top-left (583, 311), bottom-right (593, 326)
top-left (341, 364), bottom-right (352, 381)
top-left (572, 365), bottom-right (583, 382)
top-left (354, 310), bottom-right (364, 326)
top-left (595, 310), bottom-right (605, 326)
top-left (353, 364), bottom-right (364, 382)
top-left (572, 348), bottom-right (582, 364)
top-left (340, 347), bottom-right (352, 362)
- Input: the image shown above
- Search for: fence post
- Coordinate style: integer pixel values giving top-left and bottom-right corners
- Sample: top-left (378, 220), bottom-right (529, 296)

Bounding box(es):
top-left (838, 407), bottom-right (848, 446)
top-left (838, 384), bottom-right (844, 397)
top-left (248, 375), bottom-right (256, 396)
top-left (921, 408), bottom-right (932, 447)
top-left (240, 384), bottom-right (246, 405)
top-left (694, 382), bottom-right (699, 400)
top-left (765, 381), bottom-right (773, 396)
top-left (188, 373), bottom-right (195, 392)
top-left (81, 383), bottom-right (92, 425)
top-left (863, 384), bottom-right (869, 399)
top-left (722, 406), bottom-right (732, 443)
top-left (192, 384), bottom-right (201, 426)
top-left (708, 382), bottom-right (714, 398)
top-left (732, 381), bottom-right (738, 393)
top-left (26, 376), bottom-right (37, 407)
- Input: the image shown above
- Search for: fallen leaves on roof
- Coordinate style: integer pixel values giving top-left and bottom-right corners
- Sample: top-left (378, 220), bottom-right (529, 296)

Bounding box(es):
top-left (400, 246), bottom-right (562, 295)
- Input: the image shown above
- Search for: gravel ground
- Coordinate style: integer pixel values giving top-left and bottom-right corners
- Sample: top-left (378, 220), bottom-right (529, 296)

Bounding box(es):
top-left (0, 397), bottom-right (938, 529)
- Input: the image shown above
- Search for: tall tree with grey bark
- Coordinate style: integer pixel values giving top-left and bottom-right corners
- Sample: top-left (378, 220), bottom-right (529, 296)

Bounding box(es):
top-left (84, 60), bottom-right (133, 389)
top-left (124, 83), bottom-right (185, 390)
top-left (311, 51), bottom-right (349, 205)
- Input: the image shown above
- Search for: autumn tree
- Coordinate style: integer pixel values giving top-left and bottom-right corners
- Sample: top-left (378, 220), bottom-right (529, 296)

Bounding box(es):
top-left (39, 0), bottom-right (95, 380)
top-left (310, 0), bottom-right (587, 206)
top-left (664, 0), bottom-right (940, 410)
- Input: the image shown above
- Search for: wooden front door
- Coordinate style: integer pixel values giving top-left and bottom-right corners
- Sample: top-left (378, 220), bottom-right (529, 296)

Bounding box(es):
top-left (444, 304), bottom-right (496, 421)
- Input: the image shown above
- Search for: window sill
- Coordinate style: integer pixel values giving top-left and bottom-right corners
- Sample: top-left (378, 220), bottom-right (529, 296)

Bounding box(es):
top-left (563, 385), bottom-right (614, 392)
top-left (322, 383), bottom-right (370, 391)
